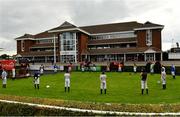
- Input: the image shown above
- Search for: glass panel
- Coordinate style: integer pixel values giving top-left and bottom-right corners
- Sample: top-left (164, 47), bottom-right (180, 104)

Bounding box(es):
top-left (59, 32), bottom-right (76, 63)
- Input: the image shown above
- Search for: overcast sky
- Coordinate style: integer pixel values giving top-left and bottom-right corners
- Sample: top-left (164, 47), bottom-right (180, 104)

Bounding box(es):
top-left (0, 0), bottom-right (180, 55)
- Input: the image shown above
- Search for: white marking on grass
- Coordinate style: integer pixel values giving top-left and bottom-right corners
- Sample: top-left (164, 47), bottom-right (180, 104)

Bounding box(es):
top-left (0, 99), bottom-right (180, 116)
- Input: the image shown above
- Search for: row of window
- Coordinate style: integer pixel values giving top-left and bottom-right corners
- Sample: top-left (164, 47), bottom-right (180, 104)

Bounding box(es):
top-left (88, 43), bottom-right (137, 50)
top-left (30, 48), bottom-right (55, 52)
top-left (91, 32), bottom-right (136, 40)
top-left (37, 39), bottom-right (53, 44)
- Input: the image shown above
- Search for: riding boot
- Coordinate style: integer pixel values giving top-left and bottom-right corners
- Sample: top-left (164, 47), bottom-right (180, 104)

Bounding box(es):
top-left (146, 89), bottom-right (148, 94)
top-left (100, 89), bottom-right (102, 94)
top-left (65, 87), bottom-right (66, 92)
top-left (68, 87), bottom-right (70, 92)
top-left (173, 75), bottom-right (175, 79)
top-left (163, 84), bottom-right (165, 89)
top-left (37, 84), bottom-right (39, 89)
top-left (104, 89), bottom-right (106, 94)
top-left (34, 84), bottom-right (36, 89)
top-left (141, 89), bottom-right (144, 95)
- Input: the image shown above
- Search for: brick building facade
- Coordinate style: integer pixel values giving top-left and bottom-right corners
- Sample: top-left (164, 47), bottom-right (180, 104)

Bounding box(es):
top-left (15, 21), bottom-right (164, 63)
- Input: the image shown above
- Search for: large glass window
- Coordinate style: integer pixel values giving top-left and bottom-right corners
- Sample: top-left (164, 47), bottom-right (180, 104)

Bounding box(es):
top-left (60, 32), bottom-right (77, 63)
top-left (60, 32), bottom-right (76, 51)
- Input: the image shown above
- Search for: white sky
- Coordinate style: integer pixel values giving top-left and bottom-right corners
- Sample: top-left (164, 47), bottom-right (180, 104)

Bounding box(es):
top-left (0, 0), bottom-right (180, 55)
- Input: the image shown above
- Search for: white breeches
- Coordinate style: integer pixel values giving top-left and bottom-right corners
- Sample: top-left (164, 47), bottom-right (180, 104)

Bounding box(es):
top-left (12, 71), bottom-right (15, 78)
top-left (171, 71), bottom-right (175, 76)
top-left (65, 79), bottom-right (70, 87)
top-left (81, 67), bottom-right (85, 72)
top-left (100, 81), bottom-right (106, 89)
top-left (92, 67), bottom-right (96, 71)
top-left (118, 67), bottom-right (122, 72)
top-left (134, 67), bottom-right (137, 72)
top-left (151, 69), bottom-right (154, 73)
top-left (40, 69), bottom-right (44, 74)
top-left (2, 78), bottom-right (7, 84)
top-left (34, 78), bottom-right (40, 84)
top-left (141, 80), bottom-right (148, 89)
top-left (54, 68), bottom-right (57, 72)
top-left (161, 79), bottom-right (166, 85)
top-left (68, 67), bottom-right (72, 72)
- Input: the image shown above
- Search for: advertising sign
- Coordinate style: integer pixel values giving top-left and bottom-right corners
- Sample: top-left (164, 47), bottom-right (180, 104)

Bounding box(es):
top-left (0, 60), bottom-right (16, 70)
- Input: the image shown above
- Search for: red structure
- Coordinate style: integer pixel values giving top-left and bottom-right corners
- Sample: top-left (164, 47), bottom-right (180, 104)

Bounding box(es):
top-left (0, 60), bottom-right (16, 70)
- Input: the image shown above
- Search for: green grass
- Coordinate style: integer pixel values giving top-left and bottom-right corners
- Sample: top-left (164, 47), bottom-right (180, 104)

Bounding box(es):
top-left (0, 72), bottom-right (180, 104)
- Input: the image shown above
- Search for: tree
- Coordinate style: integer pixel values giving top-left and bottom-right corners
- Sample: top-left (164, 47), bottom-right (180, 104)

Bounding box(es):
top-left (0, 54), bottom-right (10, 59)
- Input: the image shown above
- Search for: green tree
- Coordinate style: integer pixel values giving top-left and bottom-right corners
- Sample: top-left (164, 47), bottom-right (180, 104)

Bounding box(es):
top-left (0, 54), bottom-right (10, 59)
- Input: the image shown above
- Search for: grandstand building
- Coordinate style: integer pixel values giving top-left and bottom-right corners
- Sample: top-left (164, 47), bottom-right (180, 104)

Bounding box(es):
top-left (15, 21), bottom-right (164, 63)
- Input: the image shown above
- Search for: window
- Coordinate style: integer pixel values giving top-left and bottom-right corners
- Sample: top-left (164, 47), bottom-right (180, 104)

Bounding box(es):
top-left (60, 32), bottom-right (77, 63)
top-left (91, 32), bottom-right (136, 40)
top-left (61, 55), bottom-right (75, 63)
top-left (38, 39), bottom-right (53, 44)
top-left (60, 32), bottom-right (76, 51)
top-left (21, 40), bottom-right (25, 52)
top-left (146, 30), bottom-right (152, 46)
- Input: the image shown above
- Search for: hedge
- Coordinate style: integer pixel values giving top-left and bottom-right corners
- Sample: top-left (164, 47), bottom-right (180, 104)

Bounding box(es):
top-left (0, 95), bottom-right (180, 116)
top-left (0, 102), bottom-right (98, 116)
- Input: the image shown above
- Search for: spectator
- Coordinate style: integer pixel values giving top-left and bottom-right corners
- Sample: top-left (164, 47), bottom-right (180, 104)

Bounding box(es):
top-left (39, 64), bottom-right (45, 75)
top-left (68, 62), bottom-right (72, 72)
top-left (12, 68), bottom-right (16, 79)
top-left (133, 63), bottom-right (137, 73)
top-left (54, 64), bottom-right (58, 73)
top-left (150, 62), bottom-right (155, 74)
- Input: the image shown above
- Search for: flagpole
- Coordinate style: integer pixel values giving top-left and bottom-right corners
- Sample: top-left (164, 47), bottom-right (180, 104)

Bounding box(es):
top-left (54, 34), bottom-right (56, 64)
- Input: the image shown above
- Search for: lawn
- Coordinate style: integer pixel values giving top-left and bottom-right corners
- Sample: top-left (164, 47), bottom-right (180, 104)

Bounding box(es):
top-left (0, 72), bottom-right (180, 104)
